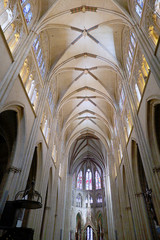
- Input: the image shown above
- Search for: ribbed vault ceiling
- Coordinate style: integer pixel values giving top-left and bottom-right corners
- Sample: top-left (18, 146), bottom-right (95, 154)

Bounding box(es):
top-left (38, 0), bottom-right (130, 170)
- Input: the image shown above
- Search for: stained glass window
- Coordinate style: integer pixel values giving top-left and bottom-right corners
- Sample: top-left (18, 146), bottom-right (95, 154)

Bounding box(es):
top-left (77, 171), bottom-right (82, 189)
top-left (26, 11), bottom-right (32, 24)
top-left (86, 169), bottom-right (92, 190)
top-left (23, 3), bottom-right (31, 16)
top-left (21, 0), bottom-right (26, 4)
top-left (137, 0), bottom-right (144, 8)
top-left (135, 0), bottom-right (144, 18)
top-left (130, 32), bottom-right (136, 48)
top-left (95, 171), bottom-right (101, 190)
top-left (38, 54), bottom-right (43, 67)
top-left (37, 48), bottom-right (42, 60)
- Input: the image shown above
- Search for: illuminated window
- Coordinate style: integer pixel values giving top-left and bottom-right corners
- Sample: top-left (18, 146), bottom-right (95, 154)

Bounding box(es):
top-left (77, 171), bottom-right (82, 189)
top-left (87, 226), bottom-right (93, 240)
top-left (86, 169), bottom-right (92, 190)
top-left (76, 194), bottom-right (82, 207)
top-left (48, 89), bottom-right (54, 114)
top-left (135, 0), bottom-right (144, 18)
top-left (86, 194), bottom-right (93, 207)
top-left (155, 0), bottom-right (160, 16)
top-left (135, 83), bottom-right (141, 102)
top-left (119, 88), bottom-right (125, 111)
top-left (95, 171), bottom-right (101, 190)
top-left (97, 194), bottom-right (103, 203)
top-left (126, 32), bottom-right (136, 76)
top-left (33, 37), bottom-right (46, 79)
top-left (21, 2), bottom-right (32, 24)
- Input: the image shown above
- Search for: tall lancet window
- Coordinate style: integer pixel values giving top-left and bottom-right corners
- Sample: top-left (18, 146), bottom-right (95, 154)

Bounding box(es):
top-left (87, 226), bottom-right (93, 240)
top-left (77, 171), bottom-right (82, 189)
top-left (135, 0), bottom-right (144, 18)
top-left (86, 169), bottom-right (92, 190)
top-left (21, 1), bottom-right (33, 24)
top-left (95, 171), bottom-right (101, 190)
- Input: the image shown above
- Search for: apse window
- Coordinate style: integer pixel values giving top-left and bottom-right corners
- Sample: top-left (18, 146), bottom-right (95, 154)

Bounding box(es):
top-left (95, 171), bottom-right (101, 190)
top-left (77, 171), bottom-right (82, 189)
top-left (86, 169), bottom-right (92, 190)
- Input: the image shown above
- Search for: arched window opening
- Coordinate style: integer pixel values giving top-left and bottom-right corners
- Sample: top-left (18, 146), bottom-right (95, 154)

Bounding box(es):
top-left (77, 170), bottom-right (82, 189)
top-left (0, 2), bottom-right (24, 54)
top-left (86, 226), bottom-right (93, 240)
top-left (76, 194), bottom-right (82, 207)
top-left (133, 54), bottom-right (149, 109)
top-left (33, 36), bottom-right (46, 79)
top-left (97, 194), bottom-right (103, 204)
top-left (126, 31), bottom-right (136, 77)
top-left (20, 56), bottom-right (40, 111)
top-left (135, 0), bottom-right (144, 18)
top-left (86, 169), bottom-right (92, 190)
top-left (20, 1), bottom-right (33, 25)
top-left (86, 194), bottom-right (93, 208)
top-left (95, 171), bottom-right (101, 190)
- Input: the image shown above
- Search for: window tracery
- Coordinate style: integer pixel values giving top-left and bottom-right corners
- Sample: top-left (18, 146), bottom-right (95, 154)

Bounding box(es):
top-left (86, 169), bottom-right (92, 190)
top-left (97, 194), bottom-right (103, 203)
top-left (87, 226), bottom-right (93, 240)
top-left (143, 1), bottom-right (160, 47)
top-left (33, 36), bottom-right (46, 79)
top-left (135, 0), bottom-right (144, 18)
top-left (21, 2), bottom-right (32, 24)
top-left (20, 57), bottom-right (40, 110)
top-left (77, 171), bottom-right (82, 189)
top-left (126, 31), bottom-right (136, 77)
top-left (0, 1), bottom-right (25, 54)
top-left (132, 53), bottom-right (150, 109)
top-left (76, 194), bottom-right (82, 207)
top-left (95, 171), bottom-right (101, 190)
top-left (86, 194), bottom-right (93, 207)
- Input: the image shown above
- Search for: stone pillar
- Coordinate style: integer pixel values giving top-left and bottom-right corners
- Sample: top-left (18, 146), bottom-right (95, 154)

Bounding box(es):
top-left (122, 75), bottom-right (160, 223)
top-left (63, 174), bottom-right (73, 240)
top-left (116, 112), bottom-right (153, 240)
top-left (104, 159), bottom-right (116, 240)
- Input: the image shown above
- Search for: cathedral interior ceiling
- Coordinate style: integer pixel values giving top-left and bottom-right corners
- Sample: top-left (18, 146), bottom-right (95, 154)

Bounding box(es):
top-left (37, 0), bottom-right (130, 168)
